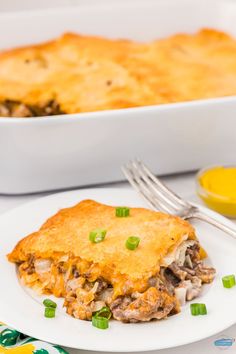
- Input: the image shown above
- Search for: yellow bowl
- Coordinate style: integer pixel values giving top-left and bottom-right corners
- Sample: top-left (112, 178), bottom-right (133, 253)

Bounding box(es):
top-left (196, 165), bottom-right (236, 218)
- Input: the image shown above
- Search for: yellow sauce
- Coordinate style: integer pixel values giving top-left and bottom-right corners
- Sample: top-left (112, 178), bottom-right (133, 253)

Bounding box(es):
top-left (197, 166), bottom-right (236, 218)
top-left (0, 344), bottom-right (35, 354)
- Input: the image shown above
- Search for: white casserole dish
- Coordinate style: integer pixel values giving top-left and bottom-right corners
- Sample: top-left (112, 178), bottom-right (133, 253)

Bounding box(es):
top-left (1, 0), bottom-right (236, 194)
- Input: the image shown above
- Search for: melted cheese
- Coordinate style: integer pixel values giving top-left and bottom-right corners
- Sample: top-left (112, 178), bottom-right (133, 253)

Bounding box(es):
top-left (9, 200), bottom-right (197, 295)
top-left (1, 29), bottom-right (236, 115)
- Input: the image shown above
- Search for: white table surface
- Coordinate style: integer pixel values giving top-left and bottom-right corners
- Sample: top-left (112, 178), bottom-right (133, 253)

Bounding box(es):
top-left (1, 172), bottom-right (236, 353)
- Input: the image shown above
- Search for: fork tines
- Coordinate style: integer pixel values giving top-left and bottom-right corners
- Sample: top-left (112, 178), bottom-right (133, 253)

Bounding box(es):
top-left (122, 159), bottom-right (189, 214)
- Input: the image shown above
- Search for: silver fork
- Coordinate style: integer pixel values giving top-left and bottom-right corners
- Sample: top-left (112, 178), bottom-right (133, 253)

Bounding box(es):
top-left (122, 159), bottom-right (236, 239)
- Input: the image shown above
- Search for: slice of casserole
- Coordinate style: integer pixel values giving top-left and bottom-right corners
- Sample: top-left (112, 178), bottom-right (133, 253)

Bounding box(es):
top-left (8, 200), bottom-right (215, 322)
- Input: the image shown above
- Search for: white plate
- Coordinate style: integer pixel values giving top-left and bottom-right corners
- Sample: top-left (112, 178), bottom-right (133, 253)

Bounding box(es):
top-left (0, 187), bottom-right (236, 352)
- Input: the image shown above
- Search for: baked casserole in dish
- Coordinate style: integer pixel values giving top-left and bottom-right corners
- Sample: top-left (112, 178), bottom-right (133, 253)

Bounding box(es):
top-left (1, 0), bottom-right (236, 195)
top-left (1, 28), bottom-right (236, 117)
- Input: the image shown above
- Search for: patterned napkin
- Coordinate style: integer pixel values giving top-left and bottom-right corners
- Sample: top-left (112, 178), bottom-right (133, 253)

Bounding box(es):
top-left (0, 323), bottom-right (68, 354)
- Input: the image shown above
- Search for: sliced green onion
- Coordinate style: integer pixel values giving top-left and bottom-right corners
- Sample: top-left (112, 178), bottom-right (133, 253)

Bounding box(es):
top-left (190, 303), bottom-right (207, 316)
top-left (96, 306), bottom-right (111, 319)
top-left (116, 207), bottom-right (130, 217)
top-left (44, 307), bottom-right (56, 318)
top-left (222, 274), bottom-right (236, 288)
top-left (198, 303), bottom-right (207, 315)
top-left (125, 236), bottom-right (140, 250)
top-left (92, 315), bottom-right (109, 329)
top-left (43, 299), bottom-right (57, 308)
top-left (92, 306), bottom-right (111, 329)
top-left (190, 303), bottom-right (199, 316)
top-left (89, 228), bottom-right (107, 243)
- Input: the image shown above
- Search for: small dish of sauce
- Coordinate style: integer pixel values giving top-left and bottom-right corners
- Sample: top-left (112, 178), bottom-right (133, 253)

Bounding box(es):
top-left (196, 166), bottom-right (236, 218)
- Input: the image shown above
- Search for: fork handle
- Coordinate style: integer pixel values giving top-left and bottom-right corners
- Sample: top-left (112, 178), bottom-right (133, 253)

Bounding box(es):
top-left (187, 210), bottom-right (236, 239)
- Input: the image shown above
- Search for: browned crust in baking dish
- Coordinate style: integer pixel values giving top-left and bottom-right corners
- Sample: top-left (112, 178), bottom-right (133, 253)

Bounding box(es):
top-left (8, 200), bottom-right (215, 322)
top-left (1, 28), bottom-right (236, 118)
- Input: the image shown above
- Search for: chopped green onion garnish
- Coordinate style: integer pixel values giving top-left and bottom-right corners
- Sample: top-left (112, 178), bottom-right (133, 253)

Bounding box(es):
top-left (222, 275), bottom-right (236, 288)
top-left (116, 207), bottom-right (130, 217)
top-left (92, 306), bottom-right (111, 329)
top-left (198, 303), bottom-right (207, 315)
top-left (190, 303), bottom-right (199, 316)
top-left (92, 315), bottom-right (109, 329)
top-left (89, 228), bottom-right (107, 243)
top-left (44, 307), bottom-right (56, 318)
top-left (125, 236), bottom-right (140, 250)
top-left (96, 306), bottom-right (111, 319)
top-left (190, 303), bottom-right (207, 316)
top-left (43, 299), bottom-right (57, 308)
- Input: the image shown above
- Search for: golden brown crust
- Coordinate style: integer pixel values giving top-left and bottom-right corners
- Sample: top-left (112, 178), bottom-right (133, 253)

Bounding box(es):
top-left (1, 28), bottom-right (236, 116)
top-left (8, 200), bottom-right (195, 283)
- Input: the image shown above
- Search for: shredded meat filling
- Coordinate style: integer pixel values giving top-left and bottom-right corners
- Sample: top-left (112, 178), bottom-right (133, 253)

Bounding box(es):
top-left (18, 240), bottom-right (215, 323)
top-left (163, 243), bottom-right (216, 306)
top-left (0, 99), bottom-right (64, 117)
top-left (110, 287), bottom-right (179, 323)
top-left (65, 278), bottom-right (110, 320)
